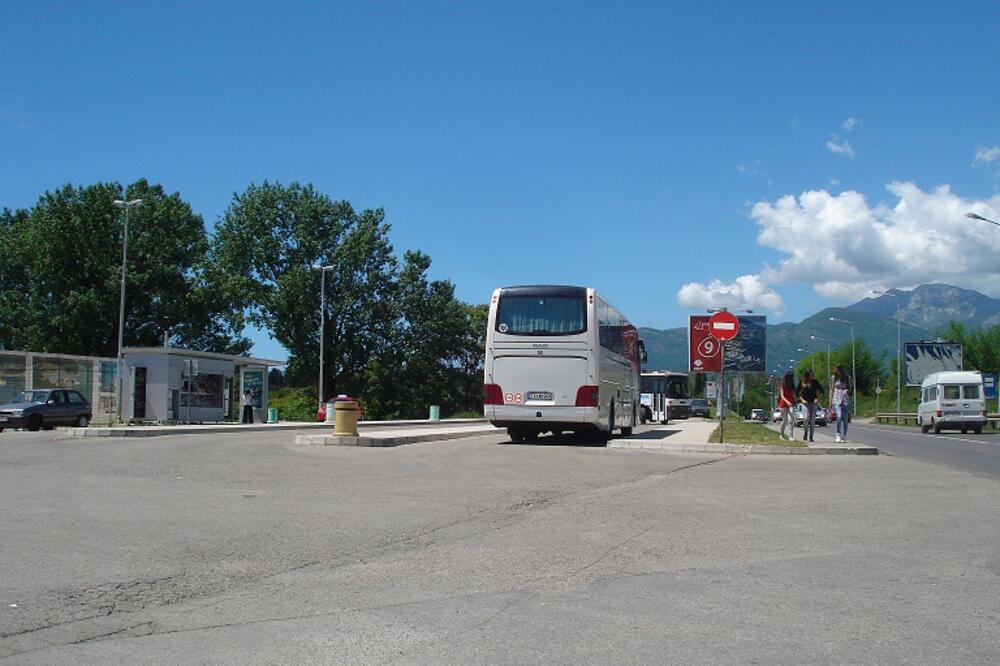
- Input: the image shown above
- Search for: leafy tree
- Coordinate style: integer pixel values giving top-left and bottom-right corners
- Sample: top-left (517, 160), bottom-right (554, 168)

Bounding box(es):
top-left (0, 180), bottom-right (247, 355)
top-left (209, 181), bottom-right (490, 420)
top-left (940, 321), bottom-right (1000, 375)
top-left (209, 181), bottom-right (397, 400)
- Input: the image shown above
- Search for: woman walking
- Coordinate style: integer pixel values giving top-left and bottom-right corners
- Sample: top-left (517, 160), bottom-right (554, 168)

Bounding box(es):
top-left (778, 372), bottom-right (796, 440)
top-left (796, 369), bottom-right (824, 442)
top-left (832, 364), bottom-right (851, 443)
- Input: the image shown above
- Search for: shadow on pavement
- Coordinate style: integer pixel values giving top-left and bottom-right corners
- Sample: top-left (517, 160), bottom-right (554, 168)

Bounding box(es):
top-left (498, 431), bottom-right (610, 448)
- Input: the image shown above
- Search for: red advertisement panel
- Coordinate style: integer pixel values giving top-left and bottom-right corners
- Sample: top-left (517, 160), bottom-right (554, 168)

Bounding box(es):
top-left (689, 315), bottom-right (722, 372)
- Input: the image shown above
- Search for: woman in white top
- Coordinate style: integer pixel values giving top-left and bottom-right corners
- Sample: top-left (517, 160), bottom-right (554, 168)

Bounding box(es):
top-left (832, 364), bottom-right (851, 443)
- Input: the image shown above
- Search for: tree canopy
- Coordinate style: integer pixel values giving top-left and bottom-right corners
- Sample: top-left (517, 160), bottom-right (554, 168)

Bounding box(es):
top-left (0, 180), bottom-right (248, 355)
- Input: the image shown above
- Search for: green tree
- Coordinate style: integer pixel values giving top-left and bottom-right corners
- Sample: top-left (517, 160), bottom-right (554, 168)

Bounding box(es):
top-left (209, 181), bottom-right (398, 399)
top-left (940, 321), bottom-right (1000, 375)
top-left (0, 180), bottom-right (247, 355)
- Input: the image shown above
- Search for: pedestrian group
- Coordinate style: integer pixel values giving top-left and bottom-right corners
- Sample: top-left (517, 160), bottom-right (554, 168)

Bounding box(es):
top-left (776, 367), bottom-right (850, 443)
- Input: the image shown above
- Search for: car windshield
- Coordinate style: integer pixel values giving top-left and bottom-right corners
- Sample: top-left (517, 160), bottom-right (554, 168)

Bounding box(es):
top-left (13, 391), bottom-right (50, 404)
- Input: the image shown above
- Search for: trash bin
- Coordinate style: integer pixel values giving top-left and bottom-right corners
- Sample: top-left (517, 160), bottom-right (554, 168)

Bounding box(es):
top-left (429, 405), bottom-right (440, 421)
top-left (333, 396), bottom-right (360, 436)
top-left (267, 408), bottom-right (278, 424)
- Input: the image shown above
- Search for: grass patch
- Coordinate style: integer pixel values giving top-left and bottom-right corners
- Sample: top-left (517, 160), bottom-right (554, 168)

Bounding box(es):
top-left (708, 418), bottom-right (806, 447)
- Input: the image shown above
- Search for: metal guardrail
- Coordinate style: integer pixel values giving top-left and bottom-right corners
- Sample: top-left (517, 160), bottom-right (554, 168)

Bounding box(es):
top-left (874, 412), bottom-right (1000, 428)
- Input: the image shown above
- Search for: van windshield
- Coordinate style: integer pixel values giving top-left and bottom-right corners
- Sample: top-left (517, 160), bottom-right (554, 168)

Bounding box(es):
top-left (963, 385), bottom-right (981, 399)
top-left (495, 295), bottom-right (586, 336)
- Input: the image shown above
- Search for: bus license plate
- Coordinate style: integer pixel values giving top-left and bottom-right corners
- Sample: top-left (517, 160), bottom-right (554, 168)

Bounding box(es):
top-left (526, 391), bottom-right (554, 401)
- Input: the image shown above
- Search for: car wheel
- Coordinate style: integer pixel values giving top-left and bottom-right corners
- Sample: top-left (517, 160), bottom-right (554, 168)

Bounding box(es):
top-left (961, 427), bottom-right (968, 434)
top-left (27, 414), bottom-right (42, 432)
top-left (507, 427), bottom-right (526, 443)
top-left (76, 415), bottom-right (89, 428)
top-left (920, 419), bottom-right (930, 434)
top-left (933, 421), bottom-right (942, 434)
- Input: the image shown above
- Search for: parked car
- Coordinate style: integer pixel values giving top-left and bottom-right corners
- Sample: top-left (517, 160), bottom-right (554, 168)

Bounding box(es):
top-left (794, 403), bottom-right (827, 427)
top-left (750, 408), bottom-right (766, 422)
top-left (0, 389), bottom-right (92, 432)
top-left (772, 408), bottom-right (783, 422)
top-left (689, 398), bottom-right (710, 418)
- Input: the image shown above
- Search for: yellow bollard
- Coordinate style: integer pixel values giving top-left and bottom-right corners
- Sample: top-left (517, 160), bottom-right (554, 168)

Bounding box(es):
top-left (333, 398), bottom-right (360, 436)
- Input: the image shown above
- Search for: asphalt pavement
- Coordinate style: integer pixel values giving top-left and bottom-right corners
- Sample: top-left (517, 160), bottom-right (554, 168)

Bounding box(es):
top-left (3, 424), bottom-right (1000, 664)
top-left (846, 421), bottom-right (1000, 480)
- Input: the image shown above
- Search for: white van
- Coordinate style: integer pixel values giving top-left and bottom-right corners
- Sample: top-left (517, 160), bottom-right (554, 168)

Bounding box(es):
top-left (917, 371), bottom-right (987, 434)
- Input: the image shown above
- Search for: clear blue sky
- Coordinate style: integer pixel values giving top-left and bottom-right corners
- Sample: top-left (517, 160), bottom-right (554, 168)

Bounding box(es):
top-left (4, 1), bottom-right (1000, 362)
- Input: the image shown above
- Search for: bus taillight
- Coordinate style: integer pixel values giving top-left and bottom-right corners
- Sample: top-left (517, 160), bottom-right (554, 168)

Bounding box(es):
top-left (483, 384), bottom-right (504, 405)
top-left (575, 385), bottom-right (600, 407)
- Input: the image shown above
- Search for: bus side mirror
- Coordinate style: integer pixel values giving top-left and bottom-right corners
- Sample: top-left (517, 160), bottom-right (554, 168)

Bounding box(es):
top-left (638, 340), bottom-right (648, 365)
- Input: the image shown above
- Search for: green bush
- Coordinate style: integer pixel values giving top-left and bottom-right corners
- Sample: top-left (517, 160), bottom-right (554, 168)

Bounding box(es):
top-left (268, 387), bottom-right (318, 422)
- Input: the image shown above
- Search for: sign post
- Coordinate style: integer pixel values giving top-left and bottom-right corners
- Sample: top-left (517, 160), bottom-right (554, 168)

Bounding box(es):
top-left (708, 311), bottom-right (740, 442)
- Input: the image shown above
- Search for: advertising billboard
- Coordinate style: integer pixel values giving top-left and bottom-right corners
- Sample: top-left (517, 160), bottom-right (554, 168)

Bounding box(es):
top-left (904, 342), bottom-right (963, 386)
top-left (689, 315), bottom-right (767, 373)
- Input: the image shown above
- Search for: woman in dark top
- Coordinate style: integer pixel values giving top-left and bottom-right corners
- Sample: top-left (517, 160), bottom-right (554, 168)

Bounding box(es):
top-left (796, 369), bottom-right (824, 442)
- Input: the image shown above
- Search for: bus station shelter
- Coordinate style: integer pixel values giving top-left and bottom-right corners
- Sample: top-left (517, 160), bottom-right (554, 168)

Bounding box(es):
top-left (121, 347), bottom-right (284, 424)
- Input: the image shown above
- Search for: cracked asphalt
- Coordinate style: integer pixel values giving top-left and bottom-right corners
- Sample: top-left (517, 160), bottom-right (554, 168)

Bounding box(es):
top-left (2, 426), bottom-right (999, 664)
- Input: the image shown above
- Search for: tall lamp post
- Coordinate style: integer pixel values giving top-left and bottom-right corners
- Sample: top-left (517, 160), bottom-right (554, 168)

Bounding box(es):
top-left (809, 334), bottom-right (832, 389)
top-left (112, 197), bottom-right (143, 424)
top-left (873, 290), bottom-right (902, 413)
top-left (966, 212), bottom-right (1000, 227)
top-left (829, 317), bottom-right (857, 416)
top-left (313, 265), bottom-right (334, 410)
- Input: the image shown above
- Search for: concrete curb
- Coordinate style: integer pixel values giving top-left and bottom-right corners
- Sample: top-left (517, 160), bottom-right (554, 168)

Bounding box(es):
top-left (609, 441), bottom-right (879, 455)
top-left (60, 418), bottom-right (488, 439)
top-left (295, 427), bottom-right (497, 448)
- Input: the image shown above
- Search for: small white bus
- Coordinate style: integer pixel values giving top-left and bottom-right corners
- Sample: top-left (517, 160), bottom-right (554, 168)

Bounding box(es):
top-left (483, 285), bottom-right (644, 442)
top-left (640, 371), bottom-right (691, 423)
top-left (917, 370), bottom-right (987, 434)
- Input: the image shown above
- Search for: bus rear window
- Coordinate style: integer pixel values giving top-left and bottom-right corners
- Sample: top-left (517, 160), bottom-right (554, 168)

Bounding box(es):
top-left (495, 296), bottom-right (586, 335)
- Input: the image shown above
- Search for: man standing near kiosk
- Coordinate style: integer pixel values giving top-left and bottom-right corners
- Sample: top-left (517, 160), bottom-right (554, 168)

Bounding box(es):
top-left (241, 390), bottom-right (254, 424)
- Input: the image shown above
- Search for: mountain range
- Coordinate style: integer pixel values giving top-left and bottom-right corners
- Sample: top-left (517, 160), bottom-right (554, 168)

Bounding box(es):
top-left (640, 283), bottom-right (1000, 373)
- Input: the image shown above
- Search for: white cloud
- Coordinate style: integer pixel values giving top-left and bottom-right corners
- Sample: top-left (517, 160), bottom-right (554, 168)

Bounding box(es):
top-left (973, 146), bottom-right (1000, 166)
top-left (677, 275), bottom-right (785, 315)
top-left (829, 178), bottom-right (840, 187)
top-left (750, 182), bottom-right (1000, 301)
top-left (843, 117), bottom-right (861, 131)
top-left (679, 183), bottom-right (1000, 316)
top-left (826, 136), bottom-right (855, 159)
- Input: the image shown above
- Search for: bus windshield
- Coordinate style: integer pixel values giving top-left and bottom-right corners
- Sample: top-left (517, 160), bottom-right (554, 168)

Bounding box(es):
top-left (495, 295), bottom-right (587, 336)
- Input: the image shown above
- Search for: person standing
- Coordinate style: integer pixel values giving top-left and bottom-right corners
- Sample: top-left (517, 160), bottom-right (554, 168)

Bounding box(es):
top-left (241, 390), bottom-right (254, 424)
top-left (778, 372), bottom-right (797, 440)
top-left (796, 369), bottom-right (824, 442)
top-left (832, 364), bottom-right (851, 443)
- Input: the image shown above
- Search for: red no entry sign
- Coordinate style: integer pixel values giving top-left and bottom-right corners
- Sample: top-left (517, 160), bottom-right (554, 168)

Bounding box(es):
top-left (708, 311), bottom-right (740, 341)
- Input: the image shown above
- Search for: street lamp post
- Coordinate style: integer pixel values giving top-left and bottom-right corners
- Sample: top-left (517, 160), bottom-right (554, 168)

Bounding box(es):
top-left (829, 317), bottom-right (857, 417)
top-left (810, 334), bottom-right (832, 390)
top-left (873, 290), bottom-right (902, 413)
top-left (112, 197), bottom-right (143, 424)
top-left (313, 265), bottom-right (334, 410)
top-left (797, 348), bottom-right (815, 372)
top-left (966, 212), bottom-right (1000, 227)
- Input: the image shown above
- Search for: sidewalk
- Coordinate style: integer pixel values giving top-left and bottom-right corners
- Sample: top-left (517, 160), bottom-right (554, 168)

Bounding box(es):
top-left (609, 418), bottom-right (878, 455)
top-left (62, 418), bottom-right (489, 439)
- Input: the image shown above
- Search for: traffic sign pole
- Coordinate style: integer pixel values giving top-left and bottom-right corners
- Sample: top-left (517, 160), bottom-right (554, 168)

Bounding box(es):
top-left (720, 340), bottom-right (725, 442)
